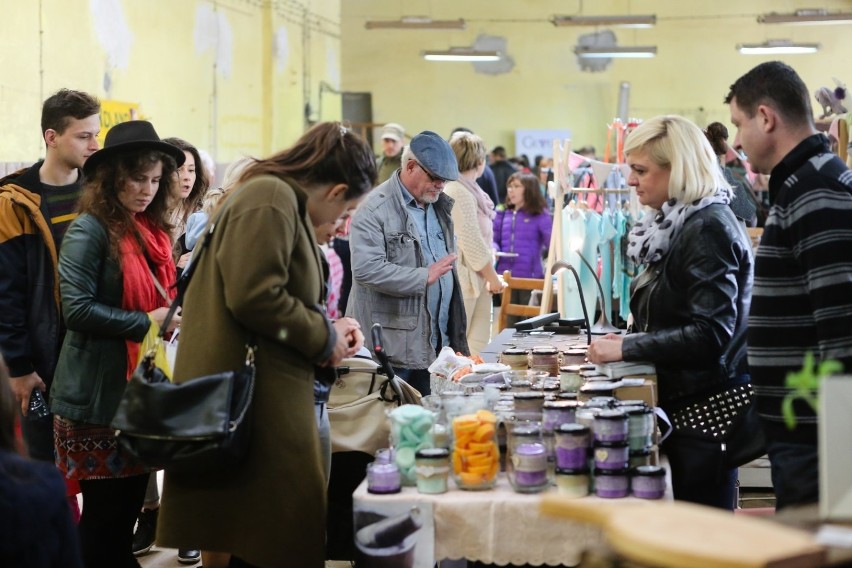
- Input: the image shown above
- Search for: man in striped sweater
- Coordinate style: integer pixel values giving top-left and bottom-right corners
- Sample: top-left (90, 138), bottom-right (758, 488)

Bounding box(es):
top-left (726, 62), bottom-right (852, 509)
top-left (0, 89), bottom-right (100, 461)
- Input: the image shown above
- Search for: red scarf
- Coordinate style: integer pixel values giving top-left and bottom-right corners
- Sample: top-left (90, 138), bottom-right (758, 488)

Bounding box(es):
top-left (120, 214), bottom-right (176, 379)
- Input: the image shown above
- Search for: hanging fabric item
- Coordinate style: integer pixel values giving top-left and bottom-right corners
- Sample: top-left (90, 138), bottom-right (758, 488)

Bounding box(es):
top-left (598, 208), bottom-right (618, 322)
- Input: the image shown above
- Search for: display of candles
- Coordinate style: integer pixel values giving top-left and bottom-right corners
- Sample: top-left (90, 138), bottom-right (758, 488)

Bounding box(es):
top-left (629, 448), bottom-right (652, 469)
top-left (624, 405), bottom-right (655, 451)
top-left (366, 461), bottom-right (402, 494)
top-left (513, 391), bottom-right (545, 414)
top-left (559, 365), bottom-right (583, 392)
top-left (542, 400), bottom-right (578, 434)
top-left (500, 348), bottom-right (529, 370)
top-left (374, 447), bottom-right (395, 465)
top-left (506, 423), bottom-right (549, 493)
top-left (389, 405), bottom-right (435, 485)
top-left (578, 383), bottom-right (615, 401)
top-left (594, 467), bottom-right (630, 498)
top-left (451, 410), bottom-right (499, 490)
top-left (530, 346), bottom-right (560, 376)
top-left (415, 448), bottom-right (451, 494)
top-left (560, 348), bottom-right (588, 366)
top-left (555, 468), bottom-right (590, 498)
top-left (593, 409), bottom-right (629, 443)
top-left (554, 423), bottom-right (590, 470)
top-left (632, 465), bottom-right (667, 499)
top-left (593, 441), bottom-right (629, 470)
top-left (575, 407), bottom-right (601, 429)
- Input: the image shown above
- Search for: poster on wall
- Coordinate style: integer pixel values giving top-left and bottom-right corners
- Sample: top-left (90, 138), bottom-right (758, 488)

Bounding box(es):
top-left (99, 100), bottom-right (141, 145)
top-left (515, 129), bottom-right (572, 164)
top-left (352, 500), bottom-right (434, 568)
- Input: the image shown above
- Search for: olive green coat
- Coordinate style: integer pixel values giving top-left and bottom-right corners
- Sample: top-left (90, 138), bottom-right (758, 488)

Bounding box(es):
top-left (157, 176), bottom-right (333, 567)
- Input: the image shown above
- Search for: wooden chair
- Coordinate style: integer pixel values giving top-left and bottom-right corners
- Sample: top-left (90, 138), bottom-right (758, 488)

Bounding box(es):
top-left (498, 270), bottom-right (546, 332)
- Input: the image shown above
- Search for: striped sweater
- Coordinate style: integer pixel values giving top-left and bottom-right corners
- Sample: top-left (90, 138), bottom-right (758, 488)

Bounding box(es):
top-left (748, 134), bottom-right (852, 445)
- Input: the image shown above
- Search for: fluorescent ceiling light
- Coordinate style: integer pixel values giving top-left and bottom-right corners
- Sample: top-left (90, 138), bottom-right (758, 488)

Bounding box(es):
top-left (574, 46), bottom-right (657, 58)
top-left (422, 48), bottom-right (501, 62)
top-left (758, 10), bottom-right (852, 25)
top-left (553, 14), bottom-right (656, 28)
top-left (737, 40), bottom-right (820, 55)
top-left (365, 16), bottom-right (466, 30)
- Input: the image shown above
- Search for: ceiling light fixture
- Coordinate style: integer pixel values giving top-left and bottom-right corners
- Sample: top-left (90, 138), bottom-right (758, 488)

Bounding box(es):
top-left (757, 9), bottom-right (852, 25)
top-left (365, 16), bottom-right (466, 30)
top-left (736, 40), bottom-right (820, 55)
top-left (422, 47), bottom-right (501, 62)
top-left (574, 46), bottom-right (657, 59)
top-left (552, 15), bottom-right (656, 28)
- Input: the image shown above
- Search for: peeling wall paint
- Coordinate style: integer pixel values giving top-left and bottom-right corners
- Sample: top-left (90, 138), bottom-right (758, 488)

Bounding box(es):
top-left (89, 0), bottom-right (133, 70)
top-left (195, 3), bottom-right (234, 79)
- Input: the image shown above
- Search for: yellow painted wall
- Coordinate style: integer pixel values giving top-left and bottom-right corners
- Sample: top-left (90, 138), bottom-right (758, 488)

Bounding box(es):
top-left (341, 0), bottom-right (852, 157)
top-left (0, 0), bottom-right (342, 165)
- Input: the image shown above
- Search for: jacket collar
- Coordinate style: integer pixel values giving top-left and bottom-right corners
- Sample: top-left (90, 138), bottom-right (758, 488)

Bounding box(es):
top-left (768, 134), bottom-right (829, 203)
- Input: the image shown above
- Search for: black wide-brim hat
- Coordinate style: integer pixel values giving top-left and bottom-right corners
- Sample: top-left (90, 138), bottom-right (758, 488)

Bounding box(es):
top-left (83, 120), bottom-right (186, 176)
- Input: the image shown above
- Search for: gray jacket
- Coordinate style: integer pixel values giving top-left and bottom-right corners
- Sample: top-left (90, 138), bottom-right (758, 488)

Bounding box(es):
top-left (347, 172), bottom-right (469, 369)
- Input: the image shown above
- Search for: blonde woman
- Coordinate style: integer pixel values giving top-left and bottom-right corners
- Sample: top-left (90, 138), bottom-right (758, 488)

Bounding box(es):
top-left (444, 132), bottom-right (504, 354)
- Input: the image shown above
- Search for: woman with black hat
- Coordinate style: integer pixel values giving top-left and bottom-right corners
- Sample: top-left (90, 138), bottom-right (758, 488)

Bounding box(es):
top-left (49, 120), bottom-right (184, 568)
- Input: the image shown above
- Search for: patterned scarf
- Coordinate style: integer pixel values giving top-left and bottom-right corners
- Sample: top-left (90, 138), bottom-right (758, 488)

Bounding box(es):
top-left (626, 185), bottom-right (731, 266)
top-left (120, 214), bottom-right (176, 379)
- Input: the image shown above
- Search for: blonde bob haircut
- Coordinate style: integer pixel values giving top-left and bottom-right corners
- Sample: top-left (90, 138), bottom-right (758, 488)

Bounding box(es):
top-left (449, 131), bottom-right (487, 173)
top-left (624, 115), bottom-right (729, 205)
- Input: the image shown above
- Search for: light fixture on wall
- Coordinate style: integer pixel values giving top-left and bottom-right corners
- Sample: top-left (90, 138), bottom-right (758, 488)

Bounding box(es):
top-left (736, 40), bottom-right (820, 55)
top-left (365, 16), bottom-right (466, 30)
top-left (574, 45), bottom-right (657, 58)
top-left (552, 14), bottom-right (656, 28)
top-left (758, 9), bottom-right (852, 25)
top-left (422, 47), bottom-right (502, 62)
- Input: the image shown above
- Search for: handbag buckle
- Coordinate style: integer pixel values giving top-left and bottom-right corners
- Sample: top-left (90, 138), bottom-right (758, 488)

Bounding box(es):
top-left (245, 345), bottom-right (256, 366)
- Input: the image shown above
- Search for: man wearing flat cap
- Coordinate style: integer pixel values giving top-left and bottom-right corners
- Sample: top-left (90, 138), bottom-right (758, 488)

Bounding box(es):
top-left (376, 122), bottom-right (405, 185)
top-left (348, 131), bottom-right (470, 395)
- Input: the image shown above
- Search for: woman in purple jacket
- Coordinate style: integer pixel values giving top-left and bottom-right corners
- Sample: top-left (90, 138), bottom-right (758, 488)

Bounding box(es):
top-left (493, 172), bottom-right (552, 324)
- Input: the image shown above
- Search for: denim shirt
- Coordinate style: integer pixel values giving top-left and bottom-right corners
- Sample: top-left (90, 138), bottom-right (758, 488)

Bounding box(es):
top-left (400, 185), bottom-right (453, 352)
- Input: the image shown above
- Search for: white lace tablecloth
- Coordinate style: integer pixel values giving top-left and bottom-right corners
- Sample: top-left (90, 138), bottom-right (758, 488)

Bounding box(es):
top-left (354, 474), bottom-right (669, 566)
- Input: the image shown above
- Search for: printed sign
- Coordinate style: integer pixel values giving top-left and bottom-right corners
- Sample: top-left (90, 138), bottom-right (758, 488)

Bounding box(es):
top-left (515, 129), bottom-right (573, 164)
top-left (99, 100), bottom-right (141, 144)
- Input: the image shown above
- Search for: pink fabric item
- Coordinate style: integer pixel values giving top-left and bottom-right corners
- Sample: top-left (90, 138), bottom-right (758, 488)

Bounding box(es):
top-left (322, 245), bottom-right (344, 319)
top-left (457, 176), bottom-right (495, 241)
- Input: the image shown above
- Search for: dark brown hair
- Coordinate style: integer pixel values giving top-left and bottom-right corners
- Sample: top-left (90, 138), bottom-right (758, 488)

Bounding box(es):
top-left (506, 172), bottom-right (547, 215)
top-left (41, 89), bottom-right (101, 135)
top-left (162, 137), bottom-right (209, 227)
top-left (724, 61), bottom-right (814, 128)
top-left (704, 122), bottom-right (729, 156)
top-left (240, 122), bottom-right (377, 199)
top-left (77, 149), bottom-right (179, 260)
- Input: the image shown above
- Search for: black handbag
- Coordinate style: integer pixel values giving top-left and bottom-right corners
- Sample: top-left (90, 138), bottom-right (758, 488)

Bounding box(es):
top-left (110, 202), bottom-right (258, 474)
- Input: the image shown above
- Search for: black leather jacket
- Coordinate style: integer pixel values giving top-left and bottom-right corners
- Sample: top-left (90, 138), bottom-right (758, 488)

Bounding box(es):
top-left (621, 204), bottom-right (753, 407)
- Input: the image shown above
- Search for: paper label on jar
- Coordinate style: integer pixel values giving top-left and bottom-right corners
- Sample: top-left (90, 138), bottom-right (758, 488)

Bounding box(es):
top-left (511, 453), bottom-right (547, 472)
top-left (415, 465), bottom-right (450, 478)
top-left (595, 448), bottom-right (609, 462)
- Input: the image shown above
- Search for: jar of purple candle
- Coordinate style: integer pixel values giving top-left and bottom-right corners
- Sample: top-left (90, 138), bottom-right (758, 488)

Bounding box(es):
top-left (506, 422), bottom-right (549, 493)
top-left (542, 400), bottom-right (578, 434)
top-left (366, 461), bottom-right (402, 494)
top-left (592, 409), bottom-right (629, 443)
top-left (631, 465), bottom-right (666, 499)
top-left (594, 467), bottom-right (630, 498)
top-left (593, 441), bottom-right (629, 471)
top-left (554, 423), bottom-right (590, 470)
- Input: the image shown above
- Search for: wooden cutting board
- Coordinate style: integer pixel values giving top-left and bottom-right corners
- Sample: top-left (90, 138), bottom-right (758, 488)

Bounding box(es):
top-left (540, 496), bottom-right (826, 568)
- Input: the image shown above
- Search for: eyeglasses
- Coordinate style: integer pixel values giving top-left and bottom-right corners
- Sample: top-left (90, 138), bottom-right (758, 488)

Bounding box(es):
top-left (414, 161), bottom-right (445, 183)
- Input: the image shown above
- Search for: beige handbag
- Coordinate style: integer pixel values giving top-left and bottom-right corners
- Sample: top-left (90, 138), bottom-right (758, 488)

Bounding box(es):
top-left (327, 356), bottom-right (421, 454)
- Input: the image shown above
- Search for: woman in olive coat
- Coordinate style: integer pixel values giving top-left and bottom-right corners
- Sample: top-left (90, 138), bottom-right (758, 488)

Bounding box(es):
top-left (157, 123), bottom-right (377, 567)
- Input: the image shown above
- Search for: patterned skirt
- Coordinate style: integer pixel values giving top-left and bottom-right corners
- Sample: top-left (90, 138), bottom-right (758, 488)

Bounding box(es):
top-left (54, 416), bottom-right (148, 480)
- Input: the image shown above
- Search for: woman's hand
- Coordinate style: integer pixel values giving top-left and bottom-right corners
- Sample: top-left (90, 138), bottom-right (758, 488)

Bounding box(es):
top-left (324, 317), bottom-right (362, 366)
top-left (587, 334), bottom-right (624, 364)
top-left (177, 252), bottom-right (192, 269)
top-left (486, 277), bottom-right (506, 294)
top-left (149, 306), bottom-right (181, 333)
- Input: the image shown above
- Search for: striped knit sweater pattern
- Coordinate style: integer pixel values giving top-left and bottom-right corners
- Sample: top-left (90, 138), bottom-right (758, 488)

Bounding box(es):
top-left (748, 134), bottom-right (852, 445)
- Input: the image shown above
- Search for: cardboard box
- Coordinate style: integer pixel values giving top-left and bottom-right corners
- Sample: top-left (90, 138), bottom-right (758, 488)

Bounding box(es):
top-left (614, 375), bottom-right (657, 408)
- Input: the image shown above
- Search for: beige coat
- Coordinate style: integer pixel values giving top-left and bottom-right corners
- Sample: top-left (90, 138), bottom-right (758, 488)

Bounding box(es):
top-left (157, 175), bottom-right (332, 567)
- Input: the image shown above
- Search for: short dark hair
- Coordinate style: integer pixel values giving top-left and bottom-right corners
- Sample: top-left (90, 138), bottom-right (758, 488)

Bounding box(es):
top-left (492, 146), bottom-right (507, 159)
top-left (41, 89), bottom-right (101, 135)
top-left (724, 61), bottom-right (813, 127)
top-left (704, 122), bottom-right (729, 156)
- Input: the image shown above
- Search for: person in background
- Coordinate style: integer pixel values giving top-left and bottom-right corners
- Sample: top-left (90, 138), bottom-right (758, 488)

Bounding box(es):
top-left (451, 127), bottom-right (499, 206)
top-left (51, 120), bottom-right (184, 567)
top-left (347, 131), bottom-right (469, 396)
top-left (0, 352), bottom-right (83, 568)
top-left (157, 122), bottom-right (372, 568)
top-left (587, 115), bottom-right (752, 510)
top-left (0, 89), bottom-right (100, 463)
top-left (163, 137), bottom-right (209, 272)
top-left (376, 122), bottom-right (405, 185)
top-left (444, 132), bottom-right (504, 355)
top-left (489, 145), bottom-right (518, 204)
top-left (704, 122), bottom-right (758, 226)
top-left (493, 171), bottom-right (552, 281)
top-left (726, 61), bottom-right (852, 509)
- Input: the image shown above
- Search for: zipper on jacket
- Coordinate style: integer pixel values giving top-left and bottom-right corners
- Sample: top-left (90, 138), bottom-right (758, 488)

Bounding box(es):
top-left (642, 269), bottom-right (661, 333)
